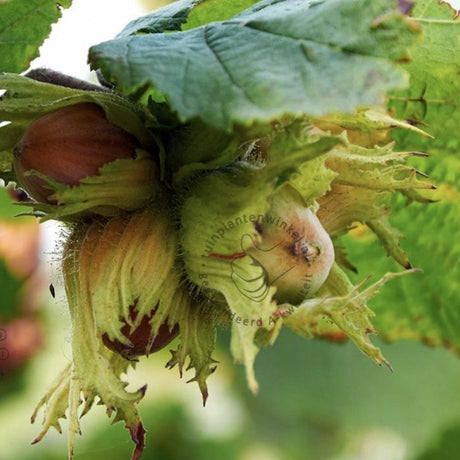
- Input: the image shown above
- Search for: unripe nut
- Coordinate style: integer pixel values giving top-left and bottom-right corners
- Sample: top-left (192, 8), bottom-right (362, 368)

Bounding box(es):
top-left (63, 208), bottom-right (183, 361)
top-left (102, 305), bottom-right (179, 359)
top-left (13, 103), bottom-right (141, 202)
top-left (247, 186), bottom-right (335, 304)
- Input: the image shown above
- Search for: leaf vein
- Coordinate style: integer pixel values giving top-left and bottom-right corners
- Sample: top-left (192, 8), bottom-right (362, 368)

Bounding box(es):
top-left (202, 25), bottom-right (259, 108)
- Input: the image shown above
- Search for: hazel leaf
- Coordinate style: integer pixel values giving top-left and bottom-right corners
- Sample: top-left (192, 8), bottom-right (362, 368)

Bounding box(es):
top-left (352, 0), bottom-right (460, 353)
top-left (0, 0), bottom-right (72, 73)
top-left (89, 0), bottom-right (421, 131)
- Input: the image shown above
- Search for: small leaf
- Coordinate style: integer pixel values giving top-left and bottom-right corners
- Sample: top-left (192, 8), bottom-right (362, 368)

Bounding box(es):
top-left (284, 264), bottom-right (419, 368)
top-left (167, 299), bottom-right (218, 406)
top-left (117, 0), bottom-right (205, 37)
top-left (183, 0), bottom-right (260, 31)
top-left (120, 0), bottom-right (259, 37)
top-left (16, 151), bottom-right (158, 220)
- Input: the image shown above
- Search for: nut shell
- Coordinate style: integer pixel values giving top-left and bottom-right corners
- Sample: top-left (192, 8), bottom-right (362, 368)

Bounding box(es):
top-left (102, 306), bottom-right (179, 359)
top-left (14, 103), bottom-right (140, 202)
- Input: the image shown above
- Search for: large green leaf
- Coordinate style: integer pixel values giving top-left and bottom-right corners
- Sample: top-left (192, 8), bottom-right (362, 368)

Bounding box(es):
top-left (389, 0), bottom-right (460, 154)
top-left (344, 0), bottom-right (460, 351)
top-left (89, 0), bottom-right (421, 131)
top-left (0, 0), bottom-right (72, 73)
